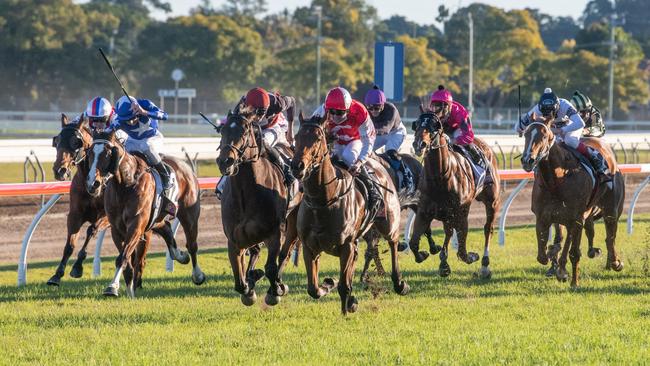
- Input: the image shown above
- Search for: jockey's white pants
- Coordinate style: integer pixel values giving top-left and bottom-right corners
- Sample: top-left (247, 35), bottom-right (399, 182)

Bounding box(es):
top-left (557, 128), bottom-right (582, 149)
top-left (121, 131), bottom-right (164, 165)
top-left (333, 140), bottom-right (363, 167)
top-left (373, 124), bottom-right (406, 152)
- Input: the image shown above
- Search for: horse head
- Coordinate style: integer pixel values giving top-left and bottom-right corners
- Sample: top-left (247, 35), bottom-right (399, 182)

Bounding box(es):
top-left (411, 112), bottom-right (446, 156)
top-left (291, 111), bottom-right (328, 180)
top-left (521, 112), bottom-right (555, 172)
top-left (216, 110), bottom-right (261, 176)
top-left (85, 129), bottom-right (123, 197)
top-left (52, 114), bottom-right (93, 181)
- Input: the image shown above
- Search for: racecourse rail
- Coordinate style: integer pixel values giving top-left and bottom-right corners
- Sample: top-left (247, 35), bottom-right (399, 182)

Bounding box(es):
top-left (2, 166), bottom-right (650, 287)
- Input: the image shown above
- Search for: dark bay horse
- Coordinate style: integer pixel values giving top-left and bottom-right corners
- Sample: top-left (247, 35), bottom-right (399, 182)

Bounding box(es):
top-left (47, 114), bottom-right (109, 286)
top-left (291, 113), bottom-right (409, 315)
top-left (86, 130), bottom-right (205, 297)
top-left (521, 115), bottom-right (624, 287)
top-left (216, 111), bottom-right (301, 307)
top-left (410, 113), bottom-right (501, 278)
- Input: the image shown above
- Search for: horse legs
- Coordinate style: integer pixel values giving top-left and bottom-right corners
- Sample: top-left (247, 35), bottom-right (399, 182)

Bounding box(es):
top-left (177, 202), bottom-right (206, 285)
top-left (569, 222), bottom-right (583, 288)
top-left (263, 232), bottom-right (285, 306)
top-left (546, 224), bottom-right (563, 277)
top-left (584, 217), bottom-right (601, 259)
top-left (535, 219), bottom-right (551, 266)
top-left (103, 226), bottom-right (126, 297)
top-left (153, 222), bottom-right (190, 265)
top-left (228, 241), bottom-right (256, 306)
top-left (133, 232), bottom-right (151, 293)
top-left (387, 237), bottom-right (410, 295)
top-left (425, 227), bottom-right (442, 255)
top-left (477, 199), bottom-right (497, 279)
top-left (360, 228), bottom-right (384, 287)
top-left (408, 211), bottom-right (434, 263)
top-left (304, 244), bottom-right (336, 299)
top-left (70, 219), bottom-right (107, 278)
top-left (245, 244), bottom-right (265, 288)
top-left (557, 224), bottom-right (575, 283)
top-left (277, 210), bottom-right (300, 292)
top-left (604, 215), bottom-right (623, 271)
top-left (337, 241), bottom-right (359, 315)
top-left (456, 210), bottom-right (479, 265)
top-left (439, 222), bottom-right (454, 277)
top-left (47, 215), bottom-right (83, 286)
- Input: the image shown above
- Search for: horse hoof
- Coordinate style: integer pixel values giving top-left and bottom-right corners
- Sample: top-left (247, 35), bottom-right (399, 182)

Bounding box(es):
top-left (103, 286), bottom-right (119, 297)
top-left (397, 241), bottom-right (409, 252)
top-left (347, 296), bottom-right (358, 313)
top-left (439, 262), bottom-right (451, 277)
top-left (537, 253), bottom-right (549, 266)
top-left (588, 248), bottom-right (602, 259)
top-left (46, 275), bottom-right (61, 286)
top-left (264, 292), bottom-right (281, 306)
top-left (611, 260), bottom-right (624, 272)
top-left (429, 244), bottom-right (442, 255)
top-left (414, 251), bottom-right (429, 263)
top-left (323, 277), bottom-right (338, 291)
top-left (175, 251), bottom-right (191, 265)
top-left (570, 281), bottom-right (579, 289)
top-left (395, 281), bottom-right (410, 296)
top-left (192, 271), bottom-right (206, 286)
top-left (545, 264), bottom-right (557, 278)
top-left (240, 292), bottom-right (257, 306)
top-left (69, 265), bottom-right (83, 278)
top-left (277, 283), bottom-right (289, 296)
top-left (478, 266), bottom-right (492, 279)
top-left (464, 252), bottom-right (480, 264)
top-left (556, 269), bottom-right (568, 282)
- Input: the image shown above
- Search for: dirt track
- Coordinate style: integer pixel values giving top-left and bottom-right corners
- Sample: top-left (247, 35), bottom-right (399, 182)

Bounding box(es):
top-left (1, 176), bottom-right (649, 265)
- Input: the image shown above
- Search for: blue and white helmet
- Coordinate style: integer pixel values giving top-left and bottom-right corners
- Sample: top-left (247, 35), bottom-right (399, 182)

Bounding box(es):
top-left (115, 95), bottom-right (139, 121)
top-left (85, 97), bottom-right (113, 118)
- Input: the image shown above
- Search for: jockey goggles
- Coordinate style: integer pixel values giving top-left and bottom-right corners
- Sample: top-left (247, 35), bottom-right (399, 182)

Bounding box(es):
top-left (366, 104), bottom-right (382, 112)
top-left (328, 108), bottom-right (347, 116)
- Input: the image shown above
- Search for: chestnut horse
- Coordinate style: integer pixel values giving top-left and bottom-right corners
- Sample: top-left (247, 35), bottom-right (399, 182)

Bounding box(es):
top-left (216, 111), bottom-right (301, 307)
top-left (86, 130), bottom-right (205, 297)
top-left (47, 114), bottom-right (109, 286)
top-left (410, 113), bottom-right (501, 278)
top-left (521, 115), bottom-right (624, 287)
top-left (291, 113), bottom-right (409, 315)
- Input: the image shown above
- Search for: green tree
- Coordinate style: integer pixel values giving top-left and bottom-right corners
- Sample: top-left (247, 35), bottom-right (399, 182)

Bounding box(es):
top-left (527, 9), bottom-right (580, 51)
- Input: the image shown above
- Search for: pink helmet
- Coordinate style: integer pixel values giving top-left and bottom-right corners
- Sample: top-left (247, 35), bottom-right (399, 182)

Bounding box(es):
top-left (325, 87), bottom-right (352, 110)
top-left (430, 85), bottom-right (453, 104)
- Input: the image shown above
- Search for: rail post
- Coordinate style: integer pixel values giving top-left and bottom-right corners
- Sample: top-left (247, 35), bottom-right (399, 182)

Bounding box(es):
top-left (627, 175), bottom-right (650, 234)
top-left (498, 178), bottom-right (530, 246)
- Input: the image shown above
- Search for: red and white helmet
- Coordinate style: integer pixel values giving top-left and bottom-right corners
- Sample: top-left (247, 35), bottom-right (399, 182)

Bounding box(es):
top-left (85, 97), bottom-right (113, 118)
top-left (325, 87), bottom-right (352, 110)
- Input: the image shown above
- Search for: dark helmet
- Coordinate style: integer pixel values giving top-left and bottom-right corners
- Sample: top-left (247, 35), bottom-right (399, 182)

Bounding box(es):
top-left (538, 87), bottom-right (559, 117)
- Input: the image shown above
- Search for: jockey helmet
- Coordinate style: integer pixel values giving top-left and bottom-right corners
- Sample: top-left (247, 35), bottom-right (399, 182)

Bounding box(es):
top-left (115, 96), bottom-right (139, 122)
top-left (245, 87), bottom-right (270, 115)
top-left (430, 85), bottom-right (453, 105)
top-left (538, 88), bottom-right (559, 117)
top-left (325, 87), bottom-right (352, 111)
top-left (364, 85), bottom-right (386, 106)
top-left (571, 90), bottom-right (592, 112)
top-left (85, 97), bottom-right (113, 129)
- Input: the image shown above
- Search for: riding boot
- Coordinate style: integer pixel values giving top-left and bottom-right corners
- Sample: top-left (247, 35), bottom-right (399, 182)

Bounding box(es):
top-left (587, 147), bottom-right (611, 182)
top-left (386, 149), bottom-right (414, 192)
top-left (465, 144), bottom-right (484, 168)
top-left (266, 144), bottom-right (296, 202)
top-left (153, 162), bottom-right (177, 215)
top-left (358, 165), bottom-right (382, 220)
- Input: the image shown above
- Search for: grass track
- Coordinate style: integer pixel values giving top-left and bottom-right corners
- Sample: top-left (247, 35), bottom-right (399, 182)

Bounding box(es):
top-left (1, 219), bottom-right (650, 365)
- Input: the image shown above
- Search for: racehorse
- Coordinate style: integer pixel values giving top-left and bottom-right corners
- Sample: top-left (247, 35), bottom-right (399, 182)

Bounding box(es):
top-left (86, 130), bottom-right (205, 297)
top-left (47, 114), bottom-right (109, 286)
top-left (410, 112), bottom-right (501, 278)
top-left (521, 113), bottom-right (624, 287)
top-left (546, 221), bottom-right (603, 277)
top-left (216, 111), bottom-right (301, 307)
top-left (291, 112), bottom-right (409, 315)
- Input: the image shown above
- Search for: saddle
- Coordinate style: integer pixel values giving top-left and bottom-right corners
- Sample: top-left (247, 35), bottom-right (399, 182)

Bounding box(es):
top-left (559, 143), bottom-right (598, 189)
top-left (377, 152), bottom-right (415, 197)
top-left (451, 144), bottom-right (490, 193)
top-left (144, 162), bottom-right (178, 231)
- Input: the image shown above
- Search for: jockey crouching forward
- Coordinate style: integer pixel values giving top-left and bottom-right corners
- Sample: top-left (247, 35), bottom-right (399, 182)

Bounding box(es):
top-left (111, 95), bottom-right (177, 215)
top-left (429, 85), bottom-right (484, 169)
top-left (364, 85), bottom-right (414, 192)
top-left (73, 97), bottom-right (115, 132)
top-left (516, 88), bottom-right (610, 180)
top-left (571, 90), bottom-right (606, 138)
top-left (215, 87), bottom-right (297, 201)
top-left (314, 86), bottom-right (382, 218)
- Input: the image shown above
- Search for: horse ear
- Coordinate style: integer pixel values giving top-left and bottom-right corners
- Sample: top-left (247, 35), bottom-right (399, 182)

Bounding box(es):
top-left (76, 115), bottom-right (88, 130)
top-left (419, 103), bottom-right (425, 114)
top-left (298, 110), bottom-right (305, 124)
top-left (61, 113), bottom-right (68, 127)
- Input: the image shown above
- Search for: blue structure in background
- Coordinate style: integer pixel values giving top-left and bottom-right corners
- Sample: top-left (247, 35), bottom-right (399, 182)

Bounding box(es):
top-left (374, 42), bottom-right (404, 102)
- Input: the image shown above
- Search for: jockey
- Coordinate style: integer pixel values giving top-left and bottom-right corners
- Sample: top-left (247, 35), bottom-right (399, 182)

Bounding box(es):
top-left (364, 85), bottom-right (413, 191)
top-left (110, 95), bottom-right (176, 214)
top-left (314, 86), bottom-right (381, 216)
top-left (215, 87), bottom-right (297, 201)
top-left (429, 85), bottom-right (483, 167)
top-left (72, 97), bottom-right (115, 131)
top-left (516, 87), bottom-right (609, 177)
top-left (571, 90), bottom-right (605, 138)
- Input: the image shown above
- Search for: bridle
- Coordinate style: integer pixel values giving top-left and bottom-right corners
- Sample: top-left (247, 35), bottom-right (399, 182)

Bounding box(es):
top-left (414, 114), bottom-right (448, 152)
top-left (54, 125), bottom-right (90, 166)
top-left (296, 122), bottom-right (329, 180)
top-left (523, 121), bottom-right (555, 167)
top-left (87, 138), bottom-right (122, 190)
top-left (219, 113), bottom-right (262, 175)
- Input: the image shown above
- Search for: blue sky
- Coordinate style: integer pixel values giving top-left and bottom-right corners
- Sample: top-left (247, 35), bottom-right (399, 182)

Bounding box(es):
top-left (146, 0), bottom-right (591, 25)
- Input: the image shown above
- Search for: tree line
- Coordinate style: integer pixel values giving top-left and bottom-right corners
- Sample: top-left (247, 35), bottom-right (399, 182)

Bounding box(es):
top-left (0, 0), bottom-right (648, 118)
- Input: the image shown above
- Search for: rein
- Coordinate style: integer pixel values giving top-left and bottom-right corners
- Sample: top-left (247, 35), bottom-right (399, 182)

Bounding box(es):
top-left (221, 115), bottom-right (263, 174)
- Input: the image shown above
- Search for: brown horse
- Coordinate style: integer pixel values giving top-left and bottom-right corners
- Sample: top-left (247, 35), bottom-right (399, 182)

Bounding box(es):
top-left (216, 111), bottom-right (301, 307)
top-left (410, 113), bottom-right (501, 278)
top-left (47, 114), bottom-right (110, 286)
top-left (290, 113), bottom-right (409, 315)
top-left (545, 221), bottom-right (603, 277)
top-left (85, 130), bottom-right (205, 297)
top-left (521, 115), bottom-right (624, 287)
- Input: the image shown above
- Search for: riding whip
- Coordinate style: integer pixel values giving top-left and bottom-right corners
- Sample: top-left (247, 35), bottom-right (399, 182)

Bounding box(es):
top-left (98, 48), bottom-right (131, 101)
top-left (199, 112), bottom-right (221, 132)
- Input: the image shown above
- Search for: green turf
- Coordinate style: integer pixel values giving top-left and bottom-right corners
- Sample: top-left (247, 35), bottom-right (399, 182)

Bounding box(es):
top-left (1, 217), bottom-right (649, 364)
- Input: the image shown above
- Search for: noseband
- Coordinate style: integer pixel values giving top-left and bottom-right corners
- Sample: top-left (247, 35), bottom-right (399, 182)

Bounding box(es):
top-left (220, 114), bottom-right (262, 173)
top-left (523, 122), bottom-right (555, 165)
top-left (296, 122), bottom-right (329, 179)
top-left (415, 115), bottom-right (448, 152)
top-left (55, 126), bottom-right (89, 166)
